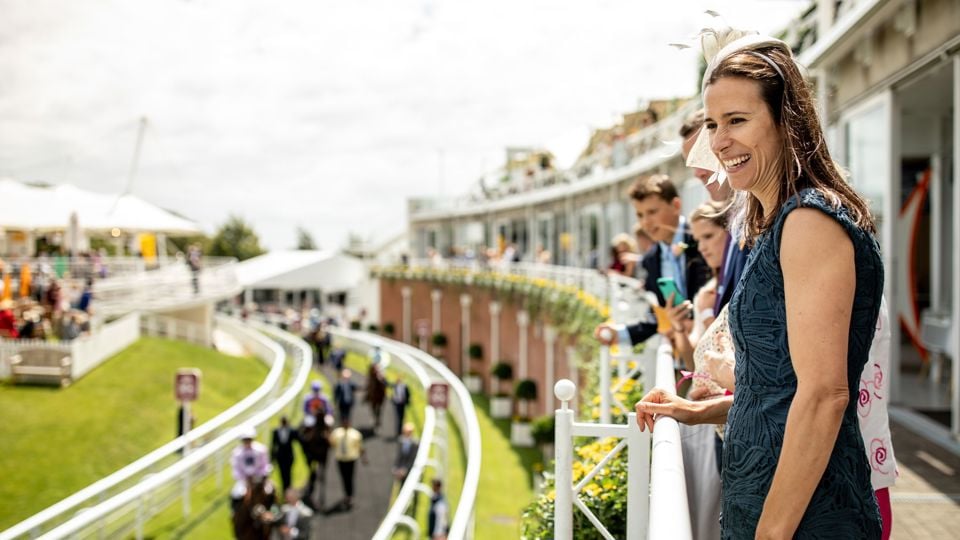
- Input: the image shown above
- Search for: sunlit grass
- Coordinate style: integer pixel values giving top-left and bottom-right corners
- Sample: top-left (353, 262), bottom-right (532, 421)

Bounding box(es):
top-left (0, 337), bottom-right (268, 530)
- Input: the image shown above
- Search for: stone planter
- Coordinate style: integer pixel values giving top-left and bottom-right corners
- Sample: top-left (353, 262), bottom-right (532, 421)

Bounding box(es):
top-left (510, 421), bottom-right (535, 447)
top-left (490, 396), bottom-right (512, 419)
top-left (464, 374), bottom-right (483, 393)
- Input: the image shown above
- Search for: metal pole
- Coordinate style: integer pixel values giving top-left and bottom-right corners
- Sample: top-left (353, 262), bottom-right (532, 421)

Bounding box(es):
top-left (553, 381), bottom-right (575, 540)
top-left (182, 402), bottom-right (191, 518)
top-left (626, 412), bottom-right (648, 540)
top-left (599, 345), bottom-right (611, 424)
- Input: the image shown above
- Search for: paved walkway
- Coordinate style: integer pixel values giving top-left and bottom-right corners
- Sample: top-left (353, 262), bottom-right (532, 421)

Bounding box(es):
top-left (308, 363), bottom-right (403, 540)
top-left (889, 419), bottom-right (960, 539)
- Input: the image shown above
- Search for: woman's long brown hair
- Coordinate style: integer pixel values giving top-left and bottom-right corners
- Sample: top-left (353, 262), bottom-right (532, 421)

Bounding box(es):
top-left (706, 46), bottom-right (876, 243)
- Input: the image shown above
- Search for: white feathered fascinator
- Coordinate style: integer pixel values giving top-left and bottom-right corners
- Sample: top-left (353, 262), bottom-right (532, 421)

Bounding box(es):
top-left (678, 12), bottom-right (792, 186)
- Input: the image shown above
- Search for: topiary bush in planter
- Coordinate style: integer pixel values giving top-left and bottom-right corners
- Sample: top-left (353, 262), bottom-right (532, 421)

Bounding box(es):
top-left (491, 361), bottom-right (513, 395)
top-left (490, 361), bottom-right (514, 419)
top-left (382, 322), bottom-right (396, 336)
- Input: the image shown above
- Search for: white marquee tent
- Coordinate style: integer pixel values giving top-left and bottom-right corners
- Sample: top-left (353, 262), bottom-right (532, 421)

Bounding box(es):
top-left (0, 179), bottom-right (201, 234)
top-left (235, 250), bottom-right (367, 294)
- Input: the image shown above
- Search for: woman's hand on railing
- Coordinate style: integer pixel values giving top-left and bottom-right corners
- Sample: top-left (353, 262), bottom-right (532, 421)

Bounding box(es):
top-left (634, 389), bottom-right (699, 432)
top-left (636, 388), bottom-right (733, 432)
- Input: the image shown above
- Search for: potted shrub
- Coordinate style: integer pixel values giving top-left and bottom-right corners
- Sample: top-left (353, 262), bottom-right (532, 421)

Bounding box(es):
top-left (349, 320), bottom-right (362, 330)
top-left (510, 378), bottom-right (538, 447)
top-left (367, 323), bottom-right (379, 333)
top-left (490, 361), bottom-right (513, 419)
top-left (431, 331), bottom-right (448, 359)
top-left (531, 414), bottom-right (556, 461)
top-left (382, 322), bottom-right (396, 337)
top-left (464, 343), bottom-right (484, 393)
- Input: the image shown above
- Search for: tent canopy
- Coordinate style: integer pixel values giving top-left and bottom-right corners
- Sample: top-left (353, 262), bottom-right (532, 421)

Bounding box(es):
top-left (234, 250), bottom-right (366, 291)
top-left (0, 179), bottom-right (201, 235)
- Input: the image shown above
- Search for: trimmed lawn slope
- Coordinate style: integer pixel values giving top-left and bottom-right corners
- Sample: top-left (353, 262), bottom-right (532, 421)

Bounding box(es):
top-left (0, 337), bottom-right (268, 529)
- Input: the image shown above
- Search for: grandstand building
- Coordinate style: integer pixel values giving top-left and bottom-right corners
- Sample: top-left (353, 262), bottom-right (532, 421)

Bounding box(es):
top-left (403, 0), bottom-right (960, 436)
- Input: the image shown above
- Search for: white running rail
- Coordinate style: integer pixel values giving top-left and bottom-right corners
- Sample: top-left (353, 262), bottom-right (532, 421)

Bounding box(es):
top-left (0, 316), bottom-right (288, 540)
top-left (326, 329), bottom-right (441, 540)
top-left (28, 321), bottom-right (312, 540)
top-left (326, 328), bottom-right (482, 540)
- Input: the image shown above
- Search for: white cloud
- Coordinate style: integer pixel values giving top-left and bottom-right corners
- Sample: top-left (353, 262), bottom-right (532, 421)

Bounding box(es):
top-left (0, 0), bottom-right (809, 250)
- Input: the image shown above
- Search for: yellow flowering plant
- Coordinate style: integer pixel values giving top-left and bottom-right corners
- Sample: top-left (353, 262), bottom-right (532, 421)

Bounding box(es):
top-left (521, 437), bottom-right (630, 539)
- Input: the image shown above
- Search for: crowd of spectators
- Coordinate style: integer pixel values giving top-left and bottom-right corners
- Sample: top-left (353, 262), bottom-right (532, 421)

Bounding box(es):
top-left (0, 256), bottom-right (96, 342)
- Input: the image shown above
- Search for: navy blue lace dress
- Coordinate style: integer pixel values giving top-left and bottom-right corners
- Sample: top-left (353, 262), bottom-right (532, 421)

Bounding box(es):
top-left (724, 189), bottom-right (883, 539)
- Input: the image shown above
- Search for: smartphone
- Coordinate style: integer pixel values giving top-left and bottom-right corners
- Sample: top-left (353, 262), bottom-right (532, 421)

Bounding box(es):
top-left (656, 277), bottom-right (686, 305)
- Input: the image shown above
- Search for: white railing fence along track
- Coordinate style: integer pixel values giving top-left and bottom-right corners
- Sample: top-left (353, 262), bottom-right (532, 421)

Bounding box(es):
top-left (25, 321), bottom-right (311, 540)
top-left (0, 316), bottom-right (301, 540)
top-left (325, 328), bottom-right (482, 540)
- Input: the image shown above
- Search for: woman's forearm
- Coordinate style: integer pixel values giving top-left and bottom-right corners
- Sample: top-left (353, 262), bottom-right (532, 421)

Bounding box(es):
top-left (692, 394), bottom-right (732, 424)
top-left (757, 386), bottom-right (847, 538)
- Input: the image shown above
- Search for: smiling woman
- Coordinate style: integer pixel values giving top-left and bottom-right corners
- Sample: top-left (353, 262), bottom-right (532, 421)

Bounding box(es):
top-left (636, 22), bottom-right (886, 540)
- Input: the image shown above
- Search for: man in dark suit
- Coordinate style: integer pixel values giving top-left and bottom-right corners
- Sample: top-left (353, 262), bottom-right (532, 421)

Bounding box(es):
top-left (271, 416), bottom-right (298, 493)
top-left (333, 369), bottom-right (359, 422)
top-left (391, 376), bottom-right (411, 438)
top-left (596, 173), bottom-right (711, 347)
top-left (392, 422), bottom-right (419, 505)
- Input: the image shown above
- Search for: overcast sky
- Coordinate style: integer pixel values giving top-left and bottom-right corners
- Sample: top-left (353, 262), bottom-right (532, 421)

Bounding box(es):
top-left (0, 0), bottom-right (808, 251)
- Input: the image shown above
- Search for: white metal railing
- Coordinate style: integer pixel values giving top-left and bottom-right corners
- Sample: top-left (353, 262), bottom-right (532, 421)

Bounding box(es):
top-left (325, 328), bottom-right (481, 539)
top-left (22, 321), bottom-right (311, 540)
top-left (385, 339), bottom-right (482, 540)
top-left (70, 311), bottom-right (141, 378)
top-left (326, 329), bottom-right (440, 540)
top-left (646, 338), bottom-right (691, 539)
top-left (553, 378), bottom-right (649, 539)
top-left (0, 315), bottom-right (288, 540)
top-left (0, 312), bottom-right (140, 381)
top-left (408, 100), bottom-right (699, 218)
top-left (93, 259), bottom-right (241, 316)
top-left (552, 337), bottom-right (690, 540)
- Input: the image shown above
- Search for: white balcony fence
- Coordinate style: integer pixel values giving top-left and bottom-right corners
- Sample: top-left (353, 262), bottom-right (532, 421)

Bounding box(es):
top-left (553, 336), bottom-right (690, 540)
top-left (0, 312), bottom-right (140, 381)
top-left (407, 100), bottom-right (700, 219)
top-left (0, 316), bottom-right (301, 540)
top-left (93, 259), bottom-right (241, 316)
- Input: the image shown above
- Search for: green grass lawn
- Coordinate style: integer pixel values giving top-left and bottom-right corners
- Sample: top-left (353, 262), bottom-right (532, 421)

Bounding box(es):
top-left (471, 393), bottom-right (543, 538)
top-left (139, 341), bottom-right (323, 539)
top-left (0, 337), bottom-right (269, 530)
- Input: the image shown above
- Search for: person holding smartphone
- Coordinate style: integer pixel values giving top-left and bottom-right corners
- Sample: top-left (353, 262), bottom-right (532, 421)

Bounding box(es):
top-left (594, 174), bottom-right (712, 348)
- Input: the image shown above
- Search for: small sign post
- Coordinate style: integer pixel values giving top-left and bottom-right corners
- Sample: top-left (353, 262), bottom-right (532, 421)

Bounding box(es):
top-left (175, 369), bottom-right (201, 446)
top-left (428, 382), bottom-right (448, 410)
top-left (174, 368), bottom-right (201, 518)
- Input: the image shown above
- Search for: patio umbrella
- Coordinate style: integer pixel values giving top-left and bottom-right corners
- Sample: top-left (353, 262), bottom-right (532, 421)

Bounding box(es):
top-left (20, 264), bottom-right (32, 298)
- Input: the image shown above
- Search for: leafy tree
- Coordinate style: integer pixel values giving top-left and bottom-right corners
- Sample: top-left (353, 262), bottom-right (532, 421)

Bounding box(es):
top-left (295, 226), bottom-right (318, 250)
top-left (209, 215), bottom-right (266, 261)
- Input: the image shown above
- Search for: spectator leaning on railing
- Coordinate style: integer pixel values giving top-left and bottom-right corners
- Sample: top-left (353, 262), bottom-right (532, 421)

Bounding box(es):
top-left (594, 173), bottom-right (712, 349)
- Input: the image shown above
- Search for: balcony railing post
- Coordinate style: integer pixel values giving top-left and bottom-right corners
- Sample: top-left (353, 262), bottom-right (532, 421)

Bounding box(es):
top-left (599, 344), bottom-right (612, 424)
top-left (553, 379), bottom-right (576, 540)
top-left (627, 411), bottom-right (649, 540)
